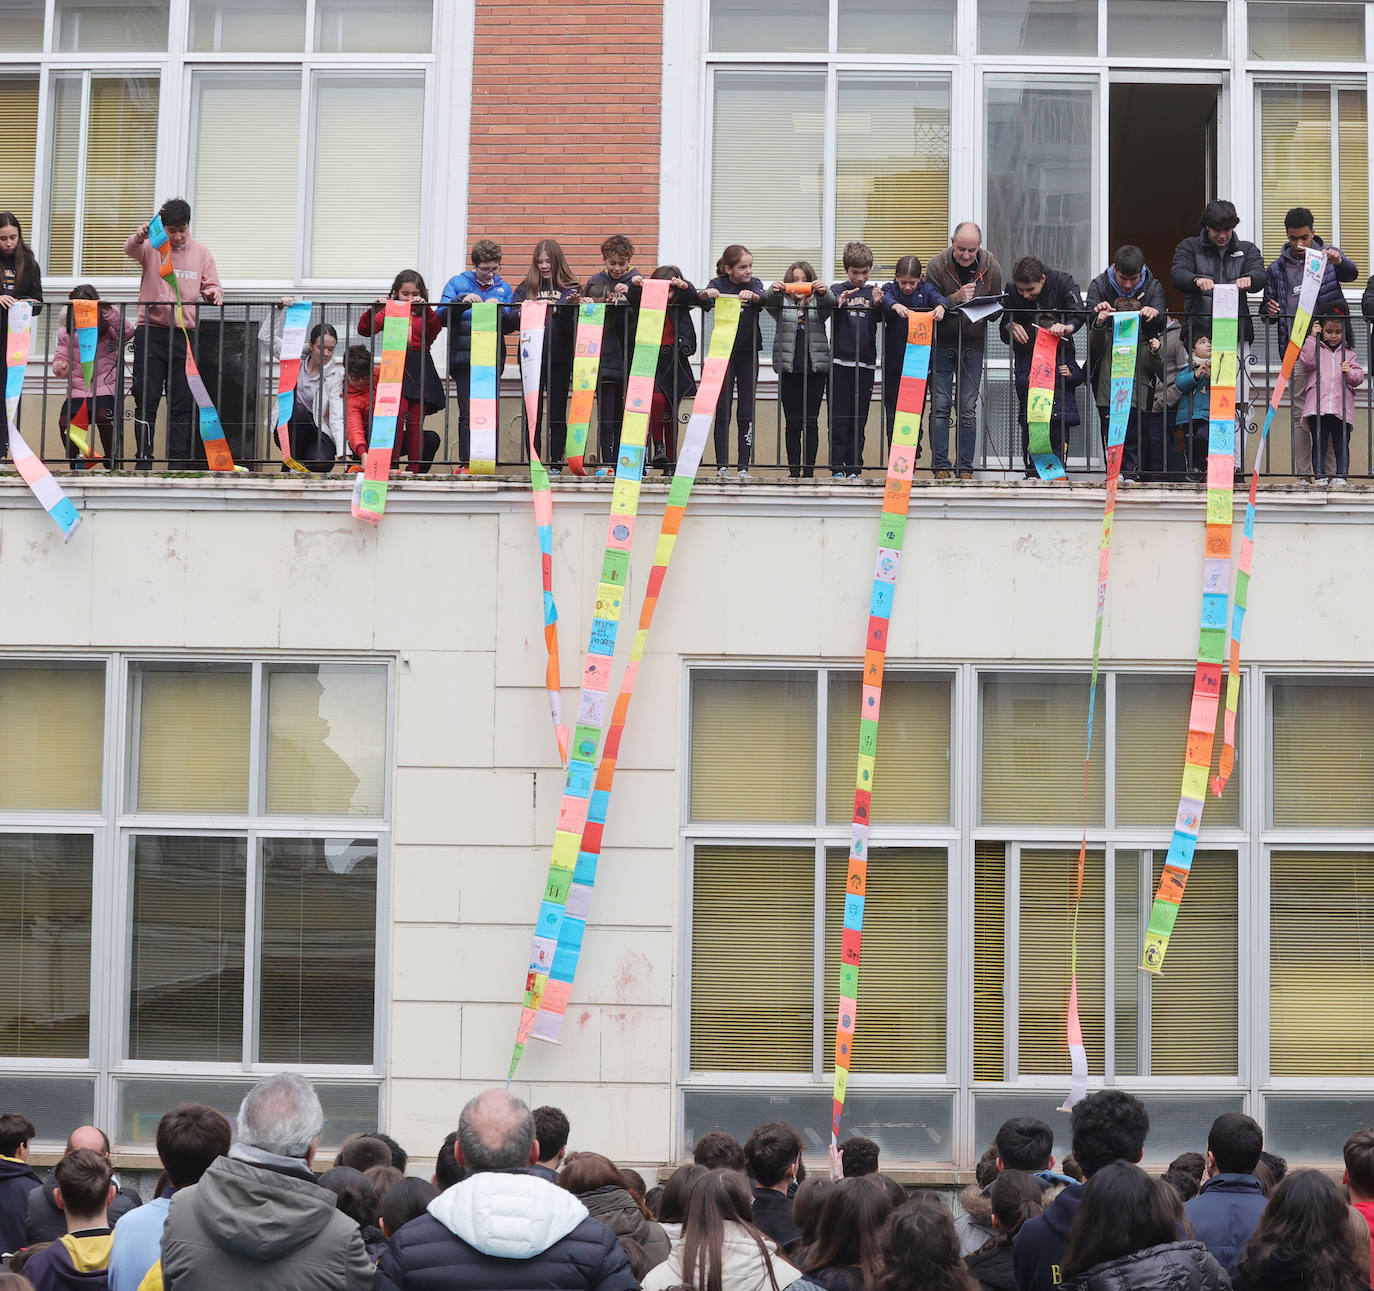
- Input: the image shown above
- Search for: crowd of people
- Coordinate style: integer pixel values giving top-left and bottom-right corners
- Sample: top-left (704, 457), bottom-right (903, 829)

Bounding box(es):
top-left (2, 197), bottom-right (1373, 482)
top-left (0, 1077), bottom-right (1370, 1291)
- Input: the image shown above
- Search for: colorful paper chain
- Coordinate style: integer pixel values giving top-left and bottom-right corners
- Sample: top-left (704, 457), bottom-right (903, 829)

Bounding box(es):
top-left (831, 311), bottom-right (934, 1142)
top-left (469, 302), bottom-right (498, 476)
top-left (5, 302), bottom-right (81, 539)
top-left (147, 214), bottom-right (236, 472)
top-left (1062, 311), bottom-right (1139, 1110)
top-left (1141, 285), bottom-right (1239, 975)
top-left (65, 299), bottom-right (100, 461)
top-left (518, 301), bottom-right (569, 765)
top-left (272, 299), bottom-right (314, 475)
top-left (566, 302), bottom-right (606, 476)
top-left (350, 301), bottom-right (409, 526)
top-left (509, 278), bottom-right (670, 1077)
top-left (1212, 246), bottom-right (1326, 797)
top-left (1026, 326), bottom-right (1067, 482)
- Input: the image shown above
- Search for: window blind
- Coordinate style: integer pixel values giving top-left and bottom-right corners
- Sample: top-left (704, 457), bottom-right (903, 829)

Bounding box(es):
top-left (0, 77), bottom-right (39, 237)
top-left (973, 842), bottom-right (1005, 1081)
top-left (192, 73), bottom-right (300, 279)
top-left (823, 848), bottom-right (946, 1073)
top-left (690, 671), bottom-right (816, 822)
top-left (1260, 86), bottom-right (1333, 264)
top-left (834, 77), bottom-right (950, 277)
top-left (47, 75), bottom-right (81, 277)
top-left (0, 2), bottom-right (44, 49)
top-left (136, 666), bottom-right (250, 812)
top-left (826, 673), bottom-right (951, 824)
top-left (0, 664), bottom-right (103, 811)
top-left (690, 846), bottom-right (814, 1072)
top-left (82, 76), bottom-right (158, 276)
top-left (711, 71), bottom-right (824, 282)
top-left (1271, 851), bottom-right (1374, 1076)
top-left (1271, 680), bottom-right (1374, 827)
top-left (1338, 90), bottom-right (1368, 270)
top-left (981, 676), bottom-right (1104, 825)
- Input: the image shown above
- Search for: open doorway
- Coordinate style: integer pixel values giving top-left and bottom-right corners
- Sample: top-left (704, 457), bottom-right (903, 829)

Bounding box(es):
top-left (1109, 82), bottom-right (1220, 309)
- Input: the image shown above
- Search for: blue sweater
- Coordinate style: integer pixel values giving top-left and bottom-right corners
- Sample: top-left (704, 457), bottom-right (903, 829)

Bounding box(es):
top-left (438, 270), bottom-right (515, 372)
top-left (829, 281), bottom-right (884, 367)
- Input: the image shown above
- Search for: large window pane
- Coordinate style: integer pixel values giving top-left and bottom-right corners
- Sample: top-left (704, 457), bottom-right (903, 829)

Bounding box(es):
top-left (834, 76), bottom-right (950, 277)
top-left (1271, 851), bottom-right (1374, 1076)
top-left (0, 835), bottom-right (92, 1060)
top-left (985, 75), bottom-right (1097, 289)
top-left (1271, 679), bottom-right (1374, 827)
top-left (712, 70), bottom-right (823, 282)
top-left (1339, 90), bottom-right (1369, 272)
top-left (189, 0), bottom-right (305, 51)
top-left (981, 675), bottom-right (1104, 825)
top-left (314, 0), bottom-right (432, 53)
top-left (1106, 0), bottom-right (1226, 57)
top-left (839, 0), bottom-right (955, 54)
top-left (0, 663), bottom-right (104, 811)
top-left (1259, 86), bottom-right (1334, 269)
top-left (824, 849), bottom-right (946, 1074)
top-left (135, 664), bottom-right (251, 813)
top-left (708, 0), bottom-right (827, 52)
top-left (0, 76), bottom-right (39, 233)
top-left (266, 665), bottom-right (387, 816)
top-left (128, 836), bottom-right (245, 1062)
top-left (0, 1), bottom-right (44, 50)
top-left (827, 672), bottom-right (951, 824)
top-left (54, 0), bottom-right (168, 50)
top-left (690, 846), bottom-right (813, 1072)
top-left (190, 74), bottom-right (299, 279)
top-left (1265, 1096), bottom-right (1374, 1162)
top-left (312, 77), bottom-right (422, 277)
top-left (974, 842), bottom-right (1006, 1080)
top-left (691, 671), bottom-right (816, 822)
top-left (0, 1078), bottom-right (95, 1144)
top-left (1249, 1), bottom-right (1365, 61)
top-left (260, 838), bottom-right (376, 1065)
top-left (978, 0), bottom-right (1098, 55)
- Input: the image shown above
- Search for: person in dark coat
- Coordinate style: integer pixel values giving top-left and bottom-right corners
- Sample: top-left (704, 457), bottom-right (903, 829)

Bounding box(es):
top-left (1171, 199), bottom-right (1265, 345)
top-left (967, 1172), bottom-right (1045, 1291)
top-left (1084, 243), bottom-right (1168, 436)
top-left (0, 1113), bottom-right (39, 1256)
top-left (27, 1128), bottom-right (140, 1246)
top-left (1262, 208), bottom-right (1358, 352)
top-left (745, 1122), bottom-right (804, 1256)
top-left (559, 1150), bottom-right (671, 1279)
top-left (1184, 1113), bottom-right (1268, 1276)
top-left (374, 1089), bottom-right (636, 1291)
top-left (644, 267), bottom-right (702, 471)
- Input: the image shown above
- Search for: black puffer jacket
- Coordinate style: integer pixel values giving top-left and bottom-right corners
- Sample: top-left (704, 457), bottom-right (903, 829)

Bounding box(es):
top-left (1063, 1240), bottom-right (1231, 1291)
top-left (577, 1183), bottom-right (671, 1270)
top-left (1171, 227), bottom-right (1266, 343)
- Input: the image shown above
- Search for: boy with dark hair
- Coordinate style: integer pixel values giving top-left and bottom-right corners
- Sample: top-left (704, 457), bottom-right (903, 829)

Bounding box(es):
top-left (123, 197), bottom-right (223, 470)
top-left (584, 234), bottom-right (640, 472)
top-left (0, 1112), bottom-right (37, 1255)
top-left (828, 241), bottom-right (883, 477)
top-left (1183, 1112), bottom-right (1266, 1275)
top-left (1343, 1127), bottom-right (1374, 1273)
top-left (1087, 298), bottom-right (1164, 481)
top-left (838, 1135), bottom-right (879, 1177)
top-left (532, 1106), bottom-right (570, 1180)
top-left (24, 1149), bottom-right (115, 1291)
top-left (959, 1118), bottom-right (1071, 1257)
top-left (744, 1123), bottom-right (803, 1255)
top-left (369, 1133), bottom-right (407, 1172)
top-left (432, 1130), bottom-right (465, 1192)
top-left (336, 1133), bottom-right (393, 1174)
top-left (692, 1130), bottom-right (745, 1172)
top-left (995, 1118), bottom-right (1054, 1173)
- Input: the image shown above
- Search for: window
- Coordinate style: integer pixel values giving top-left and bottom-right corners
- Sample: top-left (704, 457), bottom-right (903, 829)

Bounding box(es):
top-left (315, 0), bottom-right (433, 53)
top-left (1106, 1), bottom-right (1227, 58)
top-left (188, 0), bottom-right (306, 51)
top-left (0, 661), bottom-right (105, 811)
top-left (839, 0), bottom-right (956, 55)
top-left (978, 0), bottom-right (1098, 56)
top-left (55, 0), bottom-right (169, 51)
top-left (708, 0), bottom-right (827, 52)
top-left (0, 1), bottom-right (45, 50)
top-left (1270, 678), bottom-right (1374, 827)
top-left (1249, 2), bottom-right (1366, 62)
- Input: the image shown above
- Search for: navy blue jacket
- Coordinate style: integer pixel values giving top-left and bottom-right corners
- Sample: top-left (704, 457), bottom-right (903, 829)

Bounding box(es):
top-left (829, 282), bottom-right (885, 367)
top-left (704, 275), bottom-right (766, 357)
top-left (880, 280), bottom-right (951, 375)
top-left (1013, 1181), bottom-right (1084, 1291)
top-left (1184, 1173), bottom-right (1268, 1275)
top-left (584, 268), bottom-right (641, 383)
top-left (0, 1156), bottom-right (38, 1255)
top-left (1262, 236), bottom-right (1358, 351)
top-left (999, 268), bottom-right (1086, 360)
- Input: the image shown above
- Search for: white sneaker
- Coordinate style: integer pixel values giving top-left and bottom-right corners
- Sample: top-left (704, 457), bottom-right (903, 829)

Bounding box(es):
top-left (737, 468), bottom-right (751, 479)
top-left (717, 466), bottom-right (729, 479)
top-left (1331, 476), bottom-right (1347, 488)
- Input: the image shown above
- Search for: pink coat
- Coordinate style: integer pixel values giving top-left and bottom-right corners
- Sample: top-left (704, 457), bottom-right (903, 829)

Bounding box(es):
top-left (51, 311), bottom-right (137, 399)
top-left (1298, 335), bottom-right (1365, 425)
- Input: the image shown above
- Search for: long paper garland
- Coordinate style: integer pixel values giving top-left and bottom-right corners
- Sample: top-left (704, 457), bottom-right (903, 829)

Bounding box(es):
top-left (6, 303), bottom-right (81, 539)
top-left (1061, 311), bottom-right (1139, 1111)
top-left (1212, 247), bottom-right (1326, 797)
top-left (273, 299), bottom-right (313, 475)
top-left (508, 278), bottom-right (670, 1077)
top-left (469, 302), bottom-right (498, 476)
top-left (519, 301), bottom-right (569, 765)
top-left (66, 299), bottom-right (100, 460)
top-left (1141, 285), bottom-right (1239, 975)
top-left (350, 301), bottom-right (409, 526)
top-left (566, 302), bottom-right (605, 476)
top-left (148, 215), bottom-right (236, 472)
top-left (1026, 326), bottom-right (1067, 482)
top-left (831, 311), bottom-right (934, 1143)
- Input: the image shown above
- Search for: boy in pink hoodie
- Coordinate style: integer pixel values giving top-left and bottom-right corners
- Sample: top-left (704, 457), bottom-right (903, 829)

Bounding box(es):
top-left (123, 197), bottom-right (222, 470)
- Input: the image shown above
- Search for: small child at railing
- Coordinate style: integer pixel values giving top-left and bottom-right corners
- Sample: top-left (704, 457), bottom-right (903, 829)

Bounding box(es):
top-left (1298, 309), bottom-right (1366, 487)
top-left (51, 285), bottom-right (135, 468)
top-left (764, 262), bottom-right (835, 479)
top-left (358, 270), bottom-right (443, 474)
top-left (881, 255), bottom-right (948, 454)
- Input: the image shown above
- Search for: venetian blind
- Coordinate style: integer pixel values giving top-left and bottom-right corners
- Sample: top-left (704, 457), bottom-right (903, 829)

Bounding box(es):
top-left (690, 846), bottom-right (814, 1072)
top-left (0, 664), bottom-right (103, 811)
top-left (1261, 86), bottom-right (1333, 265)
top-left (0, 77), bottom-right (39, 236)
top-left (973, 841), bottom-right (1005, 1081)
top-left (82, 76), bottom-right (158, 276)
top-left (1271, 680), bottom-right (1374, 827)
top-left (137, 667), bottom-right (250, 812)
top-left (1338, 90), bottom-right (1368, 270)
top-left (46, 75), bottom-right (81, 276)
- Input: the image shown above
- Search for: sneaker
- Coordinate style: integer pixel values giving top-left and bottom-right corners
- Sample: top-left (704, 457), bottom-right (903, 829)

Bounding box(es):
top-left (717, 466), bottom-right (730, 479)
top-left (847, 470), bottom-right (861, 478)
top-left (832, 470), bottom-right (845, 479)
top-left (737, 468), bottom-right (751, 479)
top-left (595, 467), bottom-right (614, 479)
top-left (957, 470), bottom-right (973, 480)
top-left (547, 465), bottom-right (562, 478)
top-left (934, 469), bottom-right (952, 480)
top-left (1331, 476), bottom-right (1347, 488)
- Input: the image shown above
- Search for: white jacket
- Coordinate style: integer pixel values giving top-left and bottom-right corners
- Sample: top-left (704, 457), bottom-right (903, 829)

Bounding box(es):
top-left (641, 1222), bottom-right (804, 1291)
top-left (258, 314), bottom-right (345, 454)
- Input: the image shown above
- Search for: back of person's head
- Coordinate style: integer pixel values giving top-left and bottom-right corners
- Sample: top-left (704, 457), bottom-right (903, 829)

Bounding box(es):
top-left (533, 1106), bottom-right (570, 1164)
top-left (559, 1151), bottom-right (634, 1199)
top-left (802, 1174), bottom-right (899, 1286)
top-left (1208, 1112), bottom-right (1263, 1175)
top-left (1112, 245), bottom-right (1146, 277)
top-left (791, 1175), bottom-right (834, 1248)
top-left (1235, 1168), bottom-right (1367, 1291)
top-left (1161, 1169), bottom-right (1199, 1203)
top-left (620, 1167), bottom-right (647, 1199)
top-left (995, 1117), bottom-right (1053, 1172)
top-left (1113, 297), bottom-right (1142, 314)
top-left (1255, 1150), bottom-right (1288, 1197)
top-left (1013, 256), bottom-right (1046, 284)
top-left (843, 241), bottom-right (875, 271)
top-left (237, 1072), bottom-right (323, 1159)
top-left (1348, 1204), bottom-right (1373, 1284)
top-left (1069, 1089), bottom-right (1149, 1178)
top-left (345, 343), bottom-right (373, 385)
top-left (53, 1149), bottom-right (113, 1219)
top-left (987, 1170), bottom-right (1044, 1244)
top-left (681, 1169), bottom-right (773, 1291)
top-left (1201, 199), bottom-right (1240, 231)
top-left (65, 1126), bottom-right (110, 1157)
top-left (973, 1143), bottom-right (999, 1188)
top-left (457, 1088), bottom-right (535, 1173)
top-left (434, 1130), bottom-right (465, 1190)
top-left (659, 1162), bottom-right (709, 1224)
top-left (380, 1176), bottom-right (439, 1238)
top-left (1060, 1154), bottom-right (1084, 1181)
top-left (0, 1114), bottom-right (34, 1157)
top-left (336, 1132), bottom-right (392, 1174)
top-left (693, 1131), bottom-right (746, 1172)
top-left (1344, 1128), bottom-right (1374, 1199)
top-left (365, 1165), bottom-right (403, 1211)
top-left (0, 1270), bottom-right (37, 1289)
top-left (318, 1167), bottom-right (380, 1232)
top-left (1168, 1152), bottom-right (1205, 1183)
top-left (1284, 206), bottom-right (1316, 232)
top-left (369, 1133), bottom-right (407, 1171)
top-left (744, 1122), bottom-right (802, 1188)
top-left (158, 197), bottom-right (192, 229)
top-left (1062, 1161), bottom-right (1176, 1279)
top-left (470, 238), bottom-right (502, 266)
top-left (839, 1135), bottom-right (880, 1177)
top-left (874, 1195), bottom-right (975, 1291)
top-left (156, 1103), bottom-right (230, 1188)
top-left (9, 1244), bottom-right (47, 1275)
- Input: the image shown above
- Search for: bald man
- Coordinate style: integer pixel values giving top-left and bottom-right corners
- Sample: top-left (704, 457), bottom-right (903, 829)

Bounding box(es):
top-left (27, 1125), bottom-right (141, 1244)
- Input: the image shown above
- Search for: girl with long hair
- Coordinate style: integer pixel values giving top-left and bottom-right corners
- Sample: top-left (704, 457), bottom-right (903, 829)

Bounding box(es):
top-left (965, 1170), bottom-right (1044, 1291)
top-left (1232, 1169), bottom-right (1369, 1291)
top-left (0, 212), bottom-right (42, 458)
top-left (509, 238), bottom-right (579, 469)
top-left (559, 1150), bottom-right (671, 1279)
top-left (656, 1162), bottom-right (709, 1239)
top-left (51, 284), bottom-right (135, 467)
top-left (872, 1194), bottom-right (977, 1291)
top-left (801, 1174), bottom-right (900, 1291)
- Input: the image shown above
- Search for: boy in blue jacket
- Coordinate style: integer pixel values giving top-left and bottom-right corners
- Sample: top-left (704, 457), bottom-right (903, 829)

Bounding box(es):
top-left (1183, 1113), bottom-right (1267, 1275)
top-left (439, 239), bottom-right (514, 469)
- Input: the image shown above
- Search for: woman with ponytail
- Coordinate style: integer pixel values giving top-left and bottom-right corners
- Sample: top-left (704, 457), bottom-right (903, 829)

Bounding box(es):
top-left (965, 1171), bottom-right (1044, 1291)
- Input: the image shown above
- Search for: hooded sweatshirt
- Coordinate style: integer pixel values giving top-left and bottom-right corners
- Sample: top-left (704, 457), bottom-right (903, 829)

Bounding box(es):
top-left (29, 1172), bottom-right (141, 1245)
top-left (641, 1221), bottom-right (805, 1291)
top-left (1013, 1181), bottom-right (1085, 1291)
top-left (122, 232), bottom-right (221, 331)
top-left (0, 1154), bottom-right (40, 1253)
top-left (24, 1227), bottom-right (115, 1291)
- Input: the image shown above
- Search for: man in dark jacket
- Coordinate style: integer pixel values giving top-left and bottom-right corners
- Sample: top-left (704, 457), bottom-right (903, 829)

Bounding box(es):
top-left (27, 1127), bottom-right (140, 1245)
top-left (375, 1089), bottom-right (636, 1291)
top-left (1085, 244), bottom-right (1168, 380)
top-left (1013, 1090), bottom-right (1149, 1291)
top-left (1262, 207), bottom-right (1358, 351)
top-left (1171, 199), bottom-right (1265, 345)
top-left (744, 1122), bottom-right (803, 1256)
top-left (0, 1113), bottom-right (39, 1255)
top-left (1184, 1112), bottom-right (1268, 1275)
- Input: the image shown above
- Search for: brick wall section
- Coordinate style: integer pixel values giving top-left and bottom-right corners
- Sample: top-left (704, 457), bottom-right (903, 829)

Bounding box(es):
top-left (467, 3), bottom-right (663, 287)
